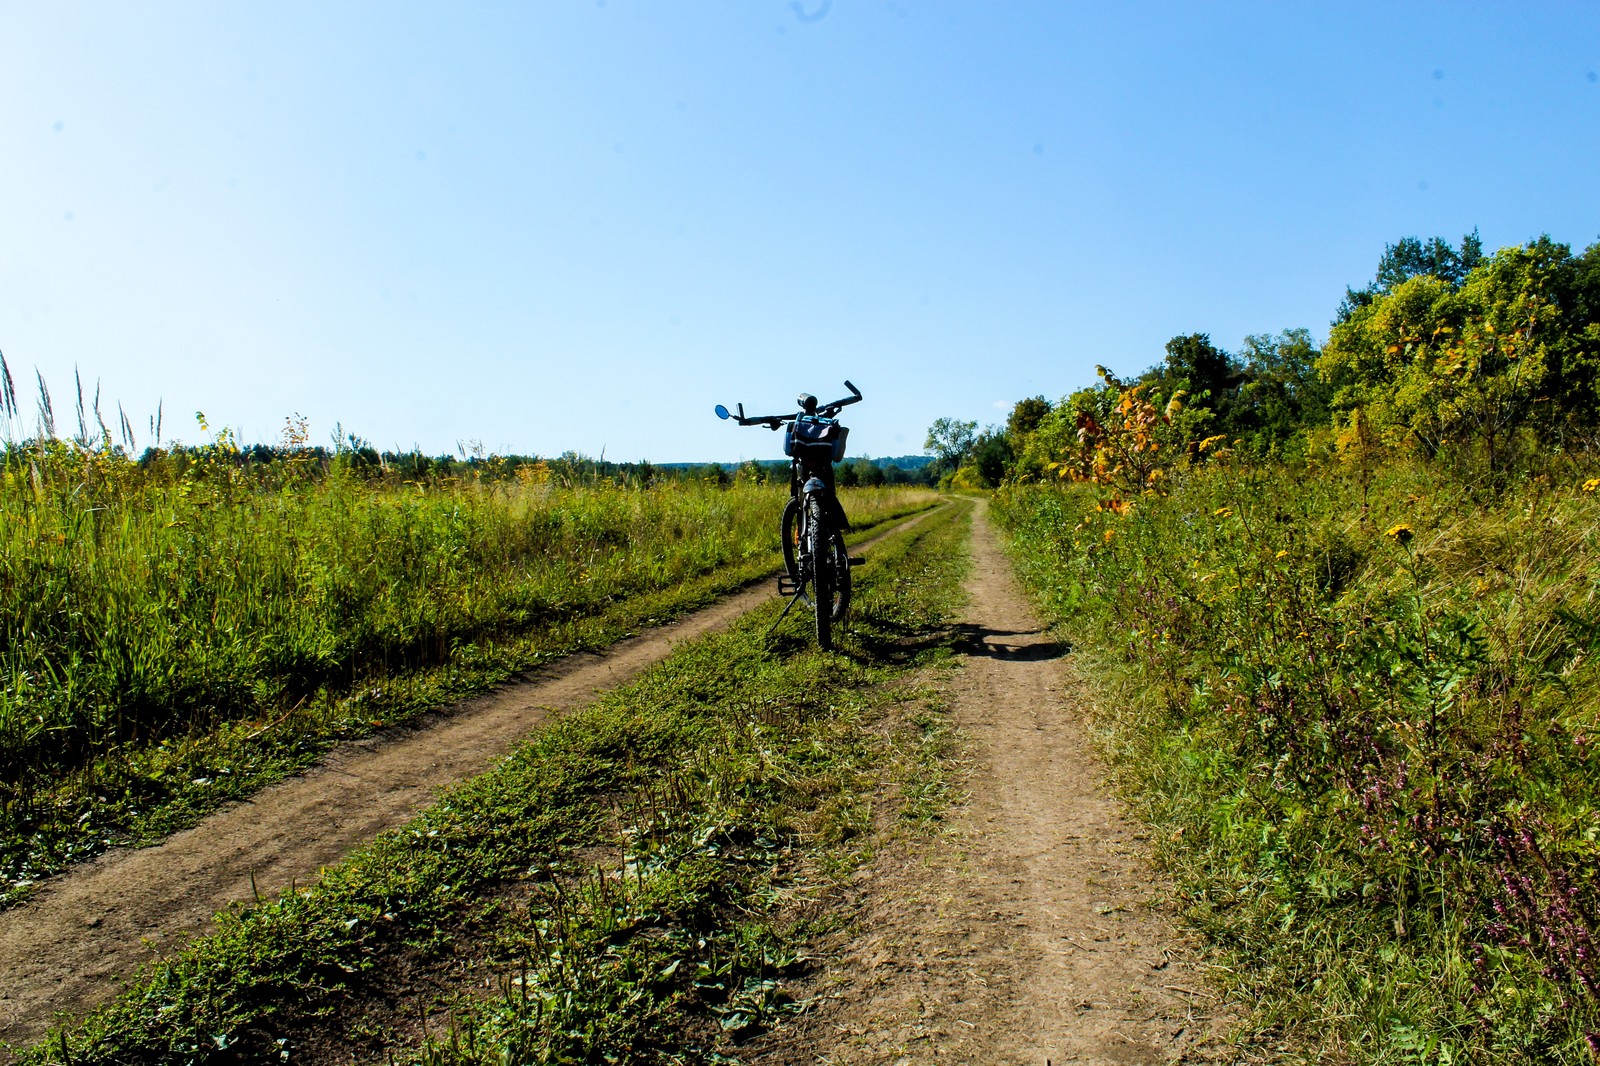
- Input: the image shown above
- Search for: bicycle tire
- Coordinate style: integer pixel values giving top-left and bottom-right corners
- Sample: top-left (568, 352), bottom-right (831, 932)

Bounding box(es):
top-left (827, 526), bottom-right (851, 623)
top-left (781, 496), bottom-right (800, 582)
top-left (806, 494), bottom-right (833, 650)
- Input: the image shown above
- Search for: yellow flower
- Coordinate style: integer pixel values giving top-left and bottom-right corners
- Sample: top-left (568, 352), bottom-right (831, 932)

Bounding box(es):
top-left (1385, 523), bottom-right (1415, 546)
top-left (1275, 550), bottom-right (1289, 559)
top-left (1583, 478), bottom-right (1600, 492)
top-left (1213, 506), bottom-right (1233, 517)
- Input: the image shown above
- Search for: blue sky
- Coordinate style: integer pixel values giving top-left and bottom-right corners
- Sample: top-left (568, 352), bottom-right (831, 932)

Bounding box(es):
top-left (3, 2), bottom-right (1597, 462)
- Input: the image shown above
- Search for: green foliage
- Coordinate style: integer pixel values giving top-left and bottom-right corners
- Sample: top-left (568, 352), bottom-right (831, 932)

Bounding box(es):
top-left (1320, 238), bottom-right (1600, 484)
top-left (1005, 395), bottom-right (1051, 446)
top-left (995, 463), bottom-right (1600, 1062)
top-left (1339, 230), bottom-right (1486, 322)
top-left (1153, 333), bottom-right (1242, 415)
top-left (969, 428), bottom-right (1012, 489)
top-left (836, 455), bottom-right (887, 488)
top-left (923, 416), bottom-right (977, 474)
top-left (1230, 329), bottom-right (1332, 457)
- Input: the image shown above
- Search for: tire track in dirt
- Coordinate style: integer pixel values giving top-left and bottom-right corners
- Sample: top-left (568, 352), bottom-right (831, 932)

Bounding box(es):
top-left (0, 508), bottom-right (942, 1055)
top-left (754, 501), bottom-right (1230, 1065)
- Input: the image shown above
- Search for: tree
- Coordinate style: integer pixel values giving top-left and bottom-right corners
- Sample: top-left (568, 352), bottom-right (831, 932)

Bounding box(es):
top-left (1317, 236), bottom-right (1600, 481)
top-left (847, 455), bottom-right (886, 487)
top-left (1338, 229), bottom-right (1484, 322)
top-left (1061, 381), bottom-right (1175, 500)
top-left (1005, 396), bottom-right (1052, 445)
top-left (1144, 334), bottom-right (1243, 436)
top-left (971, 428), bottom-right (1012, 488)
top-left (1162, 333), bottom-right (1238, 398)
top-left (924, 417), bottom-right (977, 473)
top-left (1232, 328), bottom-right (1331, 454)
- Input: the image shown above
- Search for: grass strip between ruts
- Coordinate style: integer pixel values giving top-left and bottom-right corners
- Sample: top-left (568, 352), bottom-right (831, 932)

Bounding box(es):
top-left (1, 496), bottom-right (939, 912)
top-left (21, 498), bottom-right (972, 1065)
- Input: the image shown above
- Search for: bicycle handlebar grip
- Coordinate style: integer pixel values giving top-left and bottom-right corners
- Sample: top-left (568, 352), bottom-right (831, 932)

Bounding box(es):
top-left (821, 380), bottom-right (863, 412)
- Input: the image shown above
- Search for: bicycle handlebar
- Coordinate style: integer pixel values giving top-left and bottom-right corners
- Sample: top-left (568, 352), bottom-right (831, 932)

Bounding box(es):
top-left (714, 380), bottom-right (861, 429)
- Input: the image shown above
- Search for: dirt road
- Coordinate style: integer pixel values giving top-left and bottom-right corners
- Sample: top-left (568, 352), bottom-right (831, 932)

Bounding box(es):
top-left (0, 512), bottom-right (939, 1055)
top-left (757, 503), bottom-right (1229, 1064)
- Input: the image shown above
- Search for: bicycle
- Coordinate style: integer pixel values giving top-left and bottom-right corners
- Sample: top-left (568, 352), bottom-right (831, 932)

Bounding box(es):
top-left (714, 381), bottom-right (862, 650)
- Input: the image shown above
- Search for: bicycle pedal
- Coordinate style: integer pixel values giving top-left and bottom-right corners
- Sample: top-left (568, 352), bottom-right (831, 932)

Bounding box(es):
top-left (777, 575), bottom-right (799, 596)
top-left (848, 556), bottom-right (865, 567)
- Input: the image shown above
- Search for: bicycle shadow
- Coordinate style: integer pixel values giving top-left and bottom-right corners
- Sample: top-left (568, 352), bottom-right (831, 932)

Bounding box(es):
top-left (844, 619), bottom-right (950, 665)
top-left (808, 619), bottom-right (1069, 667)
top-left (948, 623), bottom-right (1070, 662)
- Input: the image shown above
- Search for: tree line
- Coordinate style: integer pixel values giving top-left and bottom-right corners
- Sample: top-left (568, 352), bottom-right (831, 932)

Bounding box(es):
top-left (930, 230), bottom-right (1600, 493)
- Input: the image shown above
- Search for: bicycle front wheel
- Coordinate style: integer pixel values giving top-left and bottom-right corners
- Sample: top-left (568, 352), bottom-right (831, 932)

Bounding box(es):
top-left (781, 496), bottom-right (800, 582)
top-left (826, 525), bottom-right (851, 624)
top-left (805, 494), bottom-right (834, 650)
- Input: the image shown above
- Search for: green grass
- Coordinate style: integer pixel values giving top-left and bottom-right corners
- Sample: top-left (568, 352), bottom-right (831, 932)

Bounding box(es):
top-left (0, 446), bottom-right (936, 907)
top-left (17, 497), bottom-right (972, 1065)
top-left (994, 462), bottom-right (1600, 1063)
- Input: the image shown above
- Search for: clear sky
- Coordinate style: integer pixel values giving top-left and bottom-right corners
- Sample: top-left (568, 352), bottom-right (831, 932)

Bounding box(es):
top-left (3, 2), bottom-right (1597, 463)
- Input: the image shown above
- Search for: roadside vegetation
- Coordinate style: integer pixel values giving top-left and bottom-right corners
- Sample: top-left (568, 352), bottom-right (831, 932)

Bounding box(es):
top-left (959, 231), bottom-right (1600, 1062)
top-left (20, 498), bottom-right (971, 1065)
top-left (0, 388), bottom-right (936, 907)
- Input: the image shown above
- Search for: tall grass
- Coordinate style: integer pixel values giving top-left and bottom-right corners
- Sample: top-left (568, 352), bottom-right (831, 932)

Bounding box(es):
top-left (994, 461), bottom-right (1600, 1062)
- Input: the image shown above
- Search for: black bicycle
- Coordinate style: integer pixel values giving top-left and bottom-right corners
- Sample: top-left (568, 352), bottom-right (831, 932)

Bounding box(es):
top-left (714, 381), bottom-right (862, 650)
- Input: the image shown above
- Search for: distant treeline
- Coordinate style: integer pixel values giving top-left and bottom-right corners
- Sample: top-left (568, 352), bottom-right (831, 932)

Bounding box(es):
top-left (931, 230), bottom-right (1600, 491)
top-left (660, 455), bottom-right (936, 488)
top-left (0, 369), bottom-right (940, 491)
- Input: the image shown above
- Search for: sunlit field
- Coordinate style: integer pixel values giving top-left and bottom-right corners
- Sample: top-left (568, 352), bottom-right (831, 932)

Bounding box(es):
top-left (0, 433), bottom-right (934, 901)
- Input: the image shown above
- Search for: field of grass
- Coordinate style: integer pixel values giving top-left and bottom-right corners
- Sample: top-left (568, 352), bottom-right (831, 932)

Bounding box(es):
top-left (994, 463), bottom-right (1600, 1062)
top-left (20, 498), bottom-right (972, 1065)
top-left (0, 442), bottom-right (936, 906)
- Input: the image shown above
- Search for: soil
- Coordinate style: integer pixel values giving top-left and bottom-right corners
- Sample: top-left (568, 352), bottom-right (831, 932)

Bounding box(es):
top-left (0, 512), bottom-right (937, 1056)
top-left (745, 502), bottom-right (1233, 1065)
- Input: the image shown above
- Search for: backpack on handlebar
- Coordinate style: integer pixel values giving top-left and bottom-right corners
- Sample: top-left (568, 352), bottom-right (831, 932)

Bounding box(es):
top-left (784, 415), bottom-right (849, 462)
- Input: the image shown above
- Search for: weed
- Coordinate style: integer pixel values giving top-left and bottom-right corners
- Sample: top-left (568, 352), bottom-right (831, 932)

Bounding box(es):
top-left (995, 461), bottom-right (1600, 1061)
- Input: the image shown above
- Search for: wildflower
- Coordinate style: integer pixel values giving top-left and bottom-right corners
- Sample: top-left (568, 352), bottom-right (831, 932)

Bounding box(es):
top-left (1583, 478), bottom-right (1600, 492)
top-left (1385, 523), bottom-right (1415, 546)
top-left (1275, 549), bottom-right (1289, 559)
top-left (1213, 506), bottom-right (1232, 517)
